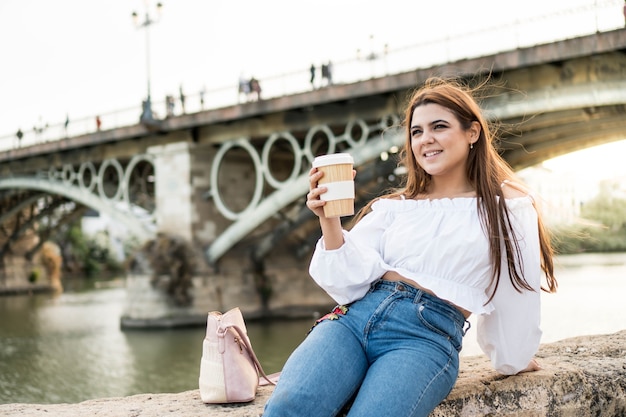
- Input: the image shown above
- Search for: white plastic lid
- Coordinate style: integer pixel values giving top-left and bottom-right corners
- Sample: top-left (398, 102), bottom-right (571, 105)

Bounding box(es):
top-left (312, 153), bottom-right (354, 168)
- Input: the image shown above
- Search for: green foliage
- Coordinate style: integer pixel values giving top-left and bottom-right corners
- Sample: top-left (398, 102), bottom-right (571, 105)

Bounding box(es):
top-left (55, 223), bottom-right (123, 279)
top-left (580, 182), bottom-right (626, 232)
top-left (551, 184), bottom-right (626, 254)
top-left (28, 268), bottom-right (41, 283)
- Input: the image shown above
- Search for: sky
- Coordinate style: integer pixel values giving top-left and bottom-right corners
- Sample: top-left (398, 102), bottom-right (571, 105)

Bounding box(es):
top-left (0, 0), bottom-right (624, 178)
top-left (541, 141), bottom-right (626, 180)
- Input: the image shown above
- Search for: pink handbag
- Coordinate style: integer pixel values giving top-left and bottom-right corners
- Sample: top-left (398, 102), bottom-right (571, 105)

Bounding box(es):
top-left (199, 307), bottom-right (278, 403)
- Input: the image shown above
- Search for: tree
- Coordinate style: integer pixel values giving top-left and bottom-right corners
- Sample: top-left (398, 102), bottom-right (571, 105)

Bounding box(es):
top-left (580, 181), bottom-right (626, 232)
top-left (551, 179), bottom-right (626, 254)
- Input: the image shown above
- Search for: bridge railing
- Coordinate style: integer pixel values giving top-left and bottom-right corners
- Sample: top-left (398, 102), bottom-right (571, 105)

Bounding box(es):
top-left (0, 0), bottom-right (623, 151)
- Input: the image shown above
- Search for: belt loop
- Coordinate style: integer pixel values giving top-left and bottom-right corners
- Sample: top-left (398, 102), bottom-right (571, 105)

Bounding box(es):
top-left (412, 289), bottom-right (423, 304)
top-left (462, 319), bottom-right (472, 336)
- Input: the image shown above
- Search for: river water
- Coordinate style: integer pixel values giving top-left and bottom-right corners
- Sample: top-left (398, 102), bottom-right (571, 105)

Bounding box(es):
top-left (1, 252), bottom-right (625, 405)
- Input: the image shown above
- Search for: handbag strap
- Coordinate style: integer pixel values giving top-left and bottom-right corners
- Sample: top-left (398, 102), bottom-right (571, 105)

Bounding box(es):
top-left (228, 325), bottom-right (278, 386)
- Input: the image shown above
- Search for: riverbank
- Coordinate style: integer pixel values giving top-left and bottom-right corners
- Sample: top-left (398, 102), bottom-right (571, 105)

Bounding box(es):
top-left (0, 283), bottom-right (54, 296)
top-left (2, 330), bottom-right (624, 416)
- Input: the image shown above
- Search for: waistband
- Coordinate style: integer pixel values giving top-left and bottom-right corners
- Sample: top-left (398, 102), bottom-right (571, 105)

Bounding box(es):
top-left (371, 279), bottom-right (466, 329)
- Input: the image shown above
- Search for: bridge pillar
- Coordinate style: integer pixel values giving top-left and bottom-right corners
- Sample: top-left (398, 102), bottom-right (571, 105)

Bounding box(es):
top-left (121, 141), bottom-right (217, 328)
top-left (149, 142), bottom-right (195, 241)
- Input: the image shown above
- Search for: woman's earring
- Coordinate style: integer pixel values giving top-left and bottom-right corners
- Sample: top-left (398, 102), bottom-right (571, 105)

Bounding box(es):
top-left (470, 143), bottom-right (474, 150)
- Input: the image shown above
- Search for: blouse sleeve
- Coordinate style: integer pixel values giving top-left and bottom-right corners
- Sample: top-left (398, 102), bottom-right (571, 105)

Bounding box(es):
top-left (476, 198), bottom-right (543, 375)
top-left (308, 209), bottom-right (389, 305)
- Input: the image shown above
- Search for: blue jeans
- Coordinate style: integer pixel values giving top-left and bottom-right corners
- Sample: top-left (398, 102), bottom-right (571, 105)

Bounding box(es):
top-left (263, 279), bottom-right (467, 417)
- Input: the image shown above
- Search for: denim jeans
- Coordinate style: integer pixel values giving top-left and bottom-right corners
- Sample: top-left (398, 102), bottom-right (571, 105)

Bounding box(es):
top-left (263, 279), bottom-right (467, 417)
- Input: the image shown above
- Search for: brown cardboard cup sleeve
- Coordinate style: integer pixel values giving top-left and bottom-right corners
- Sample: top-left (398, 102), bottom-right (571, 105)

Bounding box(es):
top-left (312, 153), bottom-right (355, 217)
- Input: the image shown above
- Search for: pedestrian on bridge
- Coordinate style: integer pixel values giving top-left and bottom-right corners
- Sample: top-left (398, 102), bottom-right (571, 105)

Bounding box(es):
top-left (15, 128), bottom-right (23, 148)
top-left (200, 85), bottom-right (206, 109)
top-left (326, 60), bottom-right (333, 85)
top-left (179, 85), bottom-right (186, 114)
top-left (249, 77), bottom-right (262, 101)
top-left (166, 95), bottom-right (175, 117)
top-left (264, 77), bottom-right (558, 417)
top-left (238, 73), bottom-right (250, 103)
top-left (321, 63), bottom-right (328, 86)
top-left (310, 63), bottom-right (316, 88)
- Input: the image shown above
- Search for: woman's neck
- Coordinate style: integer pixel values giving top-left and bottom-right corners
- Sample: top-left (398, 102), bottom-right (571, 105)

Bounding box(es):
top-left (423, 179), bottom-right (475, 200)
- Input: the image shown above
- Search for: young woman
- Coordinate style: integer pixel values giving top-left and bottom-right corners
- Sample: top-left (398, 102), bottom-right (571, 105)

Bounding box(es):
top-left (263, 77), bottom-right (557, 417)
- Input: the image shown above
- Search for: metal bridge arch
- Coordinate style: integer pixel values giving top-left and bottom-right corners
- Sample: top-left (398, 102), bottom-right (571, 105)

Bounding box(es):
top-left (0, 178), bottom-right (155, 242)
top-left (205, 115), bottom-right (403, 264)
top-left (0, 154), bottom-right (157, 243)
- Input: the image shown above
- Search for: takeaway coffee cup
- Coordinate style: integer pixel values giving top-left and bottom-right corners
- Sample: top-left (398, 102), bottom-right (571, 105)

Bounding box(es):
top-left (312, 153), bottom-right (355, 218)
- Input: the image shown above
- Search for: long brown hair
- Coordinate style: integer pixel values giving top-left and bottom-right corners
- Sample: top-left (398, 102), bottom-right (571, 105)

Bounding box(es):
top-left (355, 77), bottom-right (557, 300)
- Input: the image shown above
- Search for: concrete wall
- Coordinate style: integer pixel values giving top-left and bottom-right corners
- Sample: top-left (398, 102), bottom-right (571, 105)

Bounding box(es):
top-left (3, 330), bottom-right (624, 416)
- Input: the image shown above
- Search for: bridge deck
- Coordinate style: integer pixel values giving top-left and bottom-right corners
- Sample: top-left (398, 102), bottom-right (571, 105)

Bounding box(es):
top-left (1, 28), bottom-right (625, 164)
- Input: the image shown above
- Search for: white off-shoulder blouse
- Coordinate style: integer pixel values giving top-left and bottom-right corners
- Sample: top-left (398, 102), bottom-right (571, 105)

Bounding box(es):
top-left (309, 196), bottom-right (542, 375)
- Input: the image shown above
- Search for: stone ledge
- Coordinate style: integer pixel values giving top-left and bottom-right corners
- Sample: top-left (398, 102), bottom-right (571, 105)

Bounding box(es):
top-left (1, 330), bottom-right (624, 417)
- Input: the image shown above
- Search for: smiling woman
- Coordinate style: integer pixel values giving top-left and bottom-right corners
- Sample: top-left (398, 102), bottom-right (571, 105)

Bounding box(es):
top-left (264, 77), bottom-right (557, 417)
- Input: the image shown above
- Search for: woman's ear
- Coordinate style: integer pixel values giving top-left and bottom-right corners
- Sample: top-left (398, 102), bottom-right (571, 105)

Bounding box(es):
top-left (468, 121), bottom-right (481, 145)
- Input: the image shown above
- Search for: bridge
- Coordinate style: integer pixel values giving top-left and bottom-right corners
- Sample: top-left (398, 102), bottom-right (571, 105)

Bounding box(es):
top-left (1, 27), bottom-right (625, 325)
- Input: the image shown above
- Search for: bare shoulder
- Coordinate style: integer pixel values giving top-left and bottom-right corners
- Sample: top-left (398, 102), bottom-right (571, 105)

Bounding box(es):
top-left (380, 194), bottom-right (405, 201)
top-left (500, 179), bottom-right (531, 199)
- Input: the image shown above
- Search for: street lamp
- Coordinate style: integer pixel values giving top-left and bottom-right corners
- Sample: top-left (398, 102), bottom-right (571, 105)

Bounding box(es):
top-left (132, 1), bottom-right (163, 124)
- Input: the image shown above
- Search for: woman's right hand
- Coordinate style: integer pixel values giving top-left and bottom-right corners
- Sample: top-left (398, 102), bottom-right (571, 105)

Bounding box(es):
top-left (306, 166), bottom-right (355, 249)
top-left (306, 167), bottom-right (327, 218)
